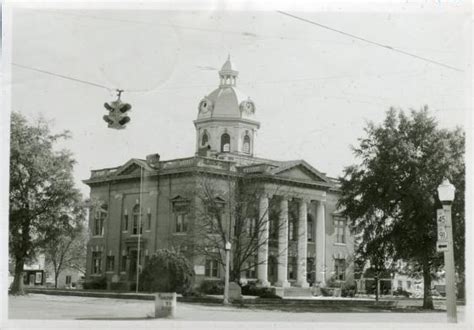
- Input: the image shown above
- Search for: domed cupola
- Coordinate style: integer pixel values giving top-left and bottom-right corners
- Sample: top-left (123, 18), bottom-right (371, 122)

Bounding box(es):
top-left (194, 56), bottom-right (260, 157)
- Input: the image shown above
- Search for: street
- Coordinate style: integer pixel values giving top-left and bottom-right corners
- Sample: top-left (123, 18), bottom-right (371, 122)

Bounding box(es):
top-left (7, 294), bottom-right (465, 323)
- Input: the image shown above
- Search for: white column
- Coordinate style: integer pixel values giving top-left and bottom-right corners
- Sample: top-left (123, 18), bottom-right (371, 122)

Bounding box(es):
top-left (296, 199), bottom-right (309, 288)
top-left (276, 198), bottom-right (290, 288)
top-left (315, 200), bottom-right (326, 286)
top-left (257, 194), bottom-right (270, 287)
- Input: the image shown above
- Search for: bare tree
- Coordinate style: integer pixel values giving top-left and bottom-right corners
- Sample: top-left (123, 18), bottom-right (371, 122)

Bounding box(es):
top-left (173, 175), bottom-right (299, 284)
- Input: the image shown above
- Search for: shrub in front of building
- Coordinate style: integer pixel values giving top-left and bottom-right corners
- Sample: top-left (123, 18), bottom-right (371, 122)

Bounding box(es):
top-left (138, 249), bottom-right (194, 294)
top-left (241, 283), bottom-right (282, 299)
top-left (341, 283), bottom-right (356, 297)
top-left (109, 281), bottom-right (130, 292)
top-left (198, 280), bottom-right (224, 295)
top-left (83, 276), bottom-right (107, 290)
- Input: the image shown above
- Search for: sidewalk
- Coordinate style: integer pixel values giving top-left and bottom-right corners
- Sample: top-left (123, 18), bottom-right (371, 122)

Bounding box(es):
top-left (8, 293), bottom-right (465, 323)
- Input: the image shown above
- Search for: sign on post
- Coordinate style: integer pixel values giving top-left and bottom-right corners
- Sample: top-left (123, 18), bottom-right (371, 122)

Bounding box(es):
top-left (436, 209), bottom-right (449, 252)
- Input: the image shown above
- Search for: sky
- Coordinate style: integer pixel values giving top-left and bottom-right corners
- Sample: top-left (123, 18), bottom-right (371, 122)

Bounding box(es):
top-left (8, 2), bottom-right (472, 197)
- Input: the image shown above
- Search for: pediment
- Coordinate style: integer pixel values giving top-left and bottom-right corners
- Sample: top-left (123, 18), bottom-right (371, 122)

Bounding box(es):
top-left (171, 195), bottom-right (189, 203)
top-left (273, 162), bottom-right (330, 184)
top-left (120, 164), bottom-right (142, 176)
top-left (114, 159), bottom-right (152, 177)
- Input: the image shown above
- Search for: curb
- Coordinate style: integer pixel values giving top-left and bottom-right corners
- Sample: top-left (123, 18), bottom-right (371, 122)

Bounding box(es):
top-left (25, 288), bottom-right (396, 307)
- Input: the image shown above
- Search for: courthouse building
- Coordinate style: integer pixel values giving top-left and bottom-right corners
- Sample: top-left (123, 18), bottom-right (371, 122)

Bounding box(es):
top-left (84, 57), bottom-right (354, 293)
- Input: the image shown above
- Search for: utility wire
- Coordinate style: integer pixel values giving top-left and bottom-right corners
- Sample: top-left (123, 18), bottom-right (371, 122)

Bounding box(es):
top-left (277, 11), bottom-right (463, 72)
top-left (12, 63), bottom-right (113, 91)
top-left (12, 63), bottom-right (152, 94)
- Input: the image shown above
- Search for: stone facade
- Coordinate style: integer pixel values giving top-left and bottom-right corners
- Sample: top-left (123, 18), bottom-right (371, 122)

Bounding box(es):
top-left (83, 58), bottom-right (354, 290)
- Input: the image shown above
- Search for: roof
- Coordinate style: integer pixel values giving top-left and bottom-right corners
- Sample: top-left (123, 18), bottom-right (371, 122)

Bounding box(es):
top-left (84, 154), bottom-right (338, 191)
top-left (220, 55), bottom-right (238, 75)
top-left (197, 57), bottom-right (257, 122)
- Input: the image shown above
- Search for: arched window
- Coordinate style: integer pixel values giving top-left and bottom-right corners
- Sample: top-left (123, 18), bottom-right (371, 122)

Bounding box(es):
top-left (201, 132), bottom-right (209, 146)
top-left (243, 135), bottom-right (251, 153)
top-left (221, 133), bottom-right (230, 152)
top-left (132, 204), bottom-right (142, 235)
top-left (94, 203), bottom-right (108, 236)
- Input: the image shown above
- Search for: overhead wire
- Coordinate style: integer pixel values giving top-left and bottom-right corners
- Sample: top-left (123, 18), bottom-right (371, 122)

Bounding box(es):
top-left (12, 63), bottom-right (113, 91)
top-left (277, 11), bottom-right (464, 73)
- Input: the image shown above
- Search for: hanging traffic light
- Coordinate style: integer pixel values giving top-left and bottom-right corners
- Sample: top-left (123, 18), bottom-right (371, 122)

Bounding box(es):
top-left (103, 90), bottom-right (132, 129)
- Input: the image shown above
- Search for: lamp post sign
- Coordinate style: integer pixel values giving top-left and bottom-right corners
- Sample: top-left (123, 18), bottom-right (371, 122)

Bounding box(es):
top-left (436, 209), bottom-right (449, 252)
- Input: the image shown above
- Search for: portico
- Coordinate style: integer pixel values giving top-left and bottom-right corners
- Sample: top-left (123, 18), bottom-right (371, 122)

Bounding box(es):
top-left (254, 185), bottom-right (328, 288)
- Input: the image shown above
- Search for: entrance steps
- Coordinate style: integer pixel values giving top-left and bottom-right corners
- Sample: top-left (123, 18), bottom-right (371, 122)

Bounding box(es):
top-left (281, 286), bottom-right (313, 298)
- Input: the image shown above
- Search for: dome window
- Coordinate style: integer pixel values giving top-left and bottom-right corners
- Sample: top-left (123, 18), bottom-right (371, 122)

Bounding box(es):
top-left (221, 133), bottom-right (231, 152)
top-left (243, 135), bottom-right (251, 153)
top-left (201, 131), bottom-right (209, 146)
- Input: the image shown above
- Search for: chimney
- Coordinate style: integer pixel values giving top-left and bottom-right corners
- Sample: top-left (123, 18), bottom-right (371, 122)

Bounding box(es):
top-left (146, 153), bottom-right (160, 168)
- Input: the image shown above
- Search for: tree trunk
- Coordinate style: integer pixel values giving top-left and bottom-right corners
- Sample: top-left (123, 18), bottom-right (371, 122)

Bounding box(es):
top-left (55, 271), bottom-right (59, 289)
top-left (422, 260), bottom-right (434, 309)
top-left (10, 258), bottom-right (25, 295)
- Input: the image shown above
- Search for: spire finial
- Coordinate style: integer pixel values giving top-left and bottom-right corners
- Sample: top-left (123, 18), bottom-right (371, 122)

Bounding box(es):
top-left (227, 54), bottom-right (231, 61)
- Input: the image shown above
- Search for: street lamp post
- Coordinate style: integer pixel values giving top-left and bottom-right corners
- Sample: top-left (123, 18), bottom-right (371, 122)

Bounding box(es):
top-left (390, 272), bottom-right (394, 296)
top-left (437, 178), bottom-right (457, 323)
top-left (223, 241), bottom-right (231, 305)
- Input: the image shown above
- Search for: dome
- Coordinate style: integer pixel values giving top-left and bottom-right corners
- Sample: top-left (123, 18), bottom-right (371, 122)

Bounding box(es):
top-left (197, 57), bottom-right (257, 121)
top-left (194, 57), bottom-right (260, 157)
top-left (197, 86), bottom-right (256, 119)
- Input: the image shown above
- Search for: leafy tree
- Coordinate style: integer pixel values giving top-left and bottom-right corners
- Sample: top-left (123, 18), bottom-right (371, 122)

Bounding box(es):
top-left (9, 112), bottom-right (85, 294)
top-left (338, 107), bottom-right (464, 309)
top-left (139, 249), bottom-right (194, 293)
top-left (43, 220), bottom-right (88, 288)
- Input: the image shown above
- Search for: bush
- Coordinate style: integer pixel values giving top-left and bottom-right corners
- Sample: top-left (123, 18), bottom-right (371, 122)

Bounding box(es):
top-left (341, 283), bottom-right (356, 297)
top-left (320, 287), bottom-right (333, 297)
top-left (110, 281), bottom-right (130, 291)
top-left (198, 280), bottom-right (224, 295)
top-left (393, 288), bottom-right (412, 297)
top-left (139, 249), bottom-right (194, 294)
top-left (83, 276), bottom-right (107, 290)
top-left (241, 283), bottom-right (281, 299)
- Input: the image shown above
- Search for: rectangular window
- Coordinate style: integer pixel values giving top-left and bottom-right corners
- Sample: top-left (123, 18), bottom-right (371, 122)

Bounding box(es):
top-left (407, 280), bottom-right (411, 289)
top-left (269, 218), bottom-right (278, 240)
top-left (288, 256), bottom-right (297, 280)
top-left (147, 213), bottom-right (152, 230)
top-left (121, 256), bottom-right (127, 272)
top-left (248, 218), bottom-right (256, 238)
top-left (246, 257), bottom-right (257, 279)
top-left (124, 214), bottom-right (129, 231)
top-left (94, 216), bottom-right (104, 236)
top-left (133, 215), bottom-right (143, 235)
top-left (334, 258), bottom-right (346, 281)
top-left (289, 221), bottom-right (297, 241)
top-left (398, 280), bottom-right (403, 289)
top-left (205, 259), bottom-right (219, 278)
top-left (92, 251), bottom-right (102, 274)
top-left (106, 256), bottom-right (115, 271)
top-left (94, 207), bottom-right (106, 236)
top-left (176, 213), bottom-right (188, 233)
top-left (307, 220), bottom-right (313, 241)
top-left (335, 218), bottom-right (346, 244)
top-left (65, 275), bottom-right (72, 285)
